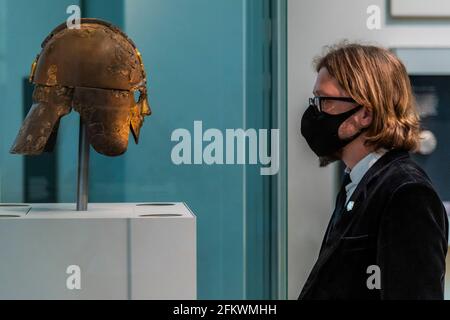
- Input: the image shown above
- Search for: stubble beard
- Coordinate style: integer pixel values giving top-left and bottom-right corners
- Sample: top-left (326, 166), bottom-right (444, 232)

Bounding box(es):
top-left (318, 150), bottom-right (342, 168)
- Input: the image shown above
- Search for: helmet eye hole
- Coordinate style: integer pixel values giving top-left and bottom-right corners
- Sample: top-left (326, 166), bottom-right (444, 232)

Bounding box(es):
top-left (134, 90), bottom-right (141, 104)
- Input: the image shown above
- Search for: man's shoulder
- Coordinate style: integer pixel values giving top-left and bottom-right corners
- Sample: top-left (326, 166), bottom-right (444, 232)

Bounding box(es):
top-left (384, 156), bottom-right (430, 185)
top-left (371, 152), bottom-right (440, 203)
top-left (368, 151), bottom-right (435, 196)
top-left (367, 151), bottom-right (446, 222)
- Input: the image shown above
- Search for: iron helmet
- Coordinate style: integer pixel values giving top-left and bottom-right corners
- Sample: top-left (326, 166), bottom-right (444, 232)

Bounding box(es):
top-left (10, 18), bottom-right (152, 157)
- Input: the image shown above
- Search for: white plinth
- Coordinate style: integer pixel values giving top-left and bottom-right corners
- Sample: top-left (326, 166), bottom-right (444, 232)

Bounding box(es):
top-left (0, 203), bottom-right (197, 300)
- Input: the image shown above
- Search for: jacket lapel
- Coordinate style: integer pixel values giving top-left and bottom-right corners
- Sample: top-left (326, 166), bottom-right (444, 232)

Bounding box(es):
top-left (300, 149), bottom-right (410, 298)
top-left (326, 176), bottom-right (368, 242)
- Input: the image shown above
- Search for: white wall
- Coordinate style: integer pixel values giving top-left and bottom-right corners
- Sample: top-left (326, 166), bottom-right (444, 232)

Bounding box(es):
top-left (288, 0), bottom-right (450, 299)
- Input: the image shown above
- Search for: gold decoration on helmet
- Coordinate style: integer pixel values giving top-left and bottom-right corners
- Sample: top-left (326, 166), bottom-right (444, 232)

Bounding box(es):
top-left (29, 55), bottom-right (39, 83)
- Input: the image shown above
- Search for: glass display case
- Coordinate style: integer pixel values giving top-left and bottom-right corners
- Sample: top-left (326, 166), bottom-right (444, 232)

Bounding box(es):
top-left (0, 0), bottom-right (288, 300)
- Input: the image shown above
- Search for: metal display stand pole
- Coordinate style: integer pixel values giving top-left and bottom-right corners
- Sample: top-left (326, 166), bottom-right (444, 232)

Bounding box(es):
top-left (76, 118), bottom-right (90, 211)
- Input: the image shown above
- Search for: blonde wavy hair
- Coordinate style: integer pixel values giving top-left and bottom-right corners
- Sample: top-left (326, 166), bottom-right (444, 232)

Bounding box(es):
top-left (314, 42), bottom-right (420, 152)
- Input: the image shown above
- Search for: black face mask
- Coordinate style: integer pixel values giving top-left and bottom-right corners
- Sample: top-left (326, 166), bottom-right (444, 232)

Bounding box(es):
top-left (301, 104), bottom-right (364, 157)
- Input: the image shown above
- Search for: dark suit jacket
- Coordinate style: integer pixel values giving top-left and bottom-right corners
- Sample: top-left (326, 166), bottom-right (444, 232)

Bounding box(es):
top-left (298, 149), bottom-right (449, 300)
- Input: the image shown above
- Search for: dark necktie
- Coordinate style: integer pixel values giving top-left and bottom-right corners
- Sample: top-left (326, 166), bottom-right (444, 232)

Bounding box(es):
top-left (326, 172), bottom-right (352, 243)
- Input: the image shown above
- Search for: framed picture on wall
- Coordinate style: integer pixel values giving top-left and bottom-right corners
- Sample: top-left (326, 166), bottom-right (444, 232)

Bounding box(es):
top-left (391, 0), bottom-right (450, 18)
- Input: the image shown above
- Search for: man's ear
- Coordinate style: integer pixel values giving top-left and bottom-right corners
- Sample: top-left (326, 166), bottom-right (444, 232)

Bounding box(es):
top-left (359, 106), bottom-right (373, 128)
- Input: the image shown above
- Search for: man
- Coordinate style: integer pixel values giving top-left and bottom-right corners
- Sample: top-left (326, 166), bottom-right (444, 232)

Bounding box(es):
top-left (298, 43), bottom-right (448, 300)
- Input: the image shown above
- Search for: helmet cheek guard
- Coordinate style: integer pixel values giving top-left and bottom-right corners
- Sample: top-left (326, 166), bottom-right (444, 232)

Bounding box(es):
top-left (73, 87), bottom-right (133, 157)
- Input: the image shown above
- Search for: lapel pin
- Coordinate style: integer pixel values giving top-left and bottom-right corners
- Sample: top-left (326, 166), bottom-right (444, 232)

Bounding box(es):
top-left (346, 201), bottom-right (355, 212)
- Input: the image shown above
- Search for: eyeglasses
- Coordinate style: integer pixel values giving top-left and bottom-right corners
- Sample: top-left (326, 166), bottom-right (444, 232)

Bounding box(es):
top-left (309, 96), bottom-right (357, 113)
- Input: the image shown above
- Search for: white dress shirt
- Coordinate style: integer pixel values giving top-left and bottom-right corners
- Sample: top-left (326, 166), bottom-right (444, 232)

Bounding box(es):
top-left (344, 149), bottom-right (387, 204)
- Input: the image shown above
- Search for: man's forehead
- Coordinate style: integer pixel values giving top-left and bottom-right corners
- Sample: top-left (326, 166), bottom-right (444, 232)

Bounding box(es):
top-left (314, 67), bottom-right (347, 96)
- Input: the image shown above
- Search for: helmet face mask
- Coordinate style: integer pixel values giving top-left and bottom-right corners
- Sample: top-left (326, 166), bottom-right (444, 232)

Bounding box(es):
top-left (10, 18), bottom-right (152, 157)
top-left (130, 87), bottom-right (152, 144)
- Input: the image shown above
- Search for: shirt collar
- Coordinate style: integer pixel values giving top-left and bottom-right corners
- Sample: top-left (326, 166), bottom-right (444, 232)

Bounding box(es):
top-left (345, 149), bottom-right (387, 192)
